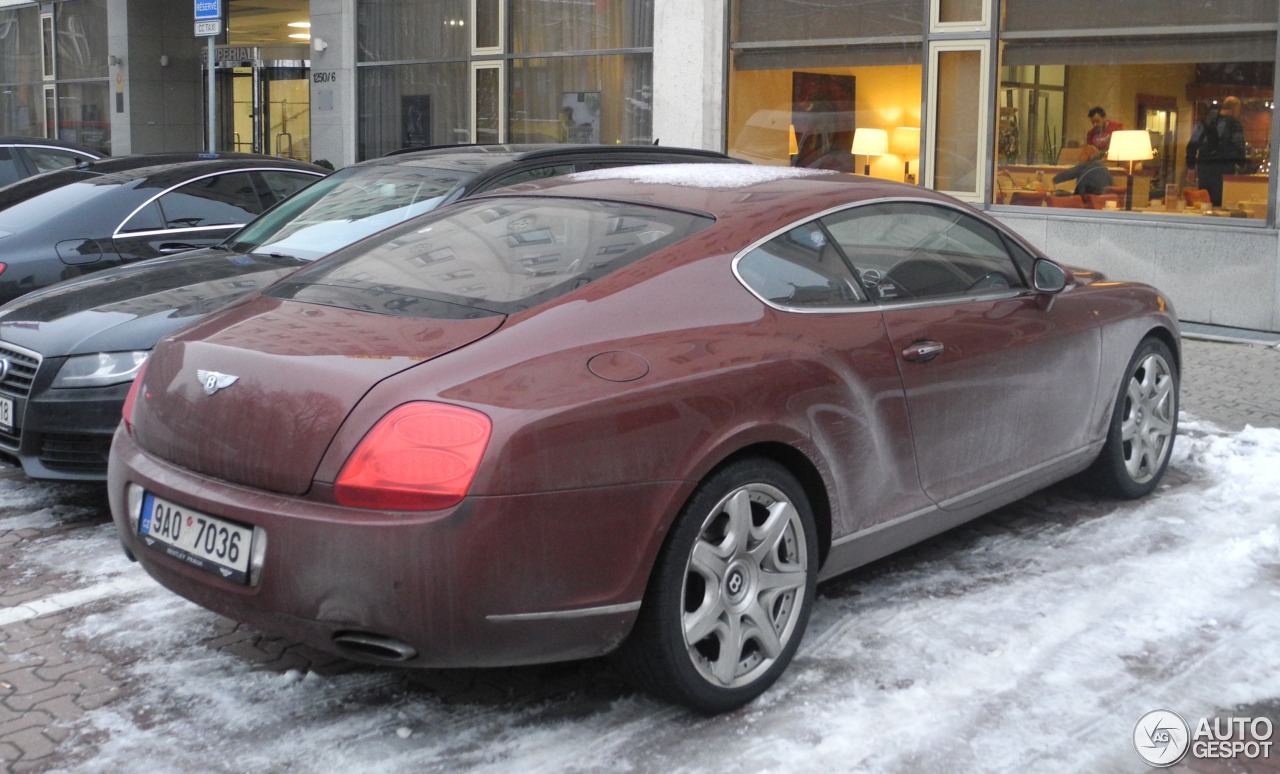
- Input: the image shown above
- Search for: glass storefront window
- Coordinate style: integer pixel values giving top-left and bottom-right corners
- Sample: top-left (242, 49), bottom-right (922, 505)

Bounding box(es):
top-left (474, 0), bottom-right (501, 52)
top-left (0, 7), bottom-right (42, 136)
top-left (932, 46), bottom-right (985, 196)
top-left (474, 64), bottom-right (501, 144)
top-left (41, 13), bottom-right (53, 80)
top-left (509, 54), bottom-right (653, 144)
top-left (1004, 1), bottom-right (1277, 31)
top-left (728, 59), bottom-right (923, 176)
top-left (56, 81), bottom-right (109, 154)
top-left (357, 0), bottom-right (469, 62)
top-left (510, 0), bottom-right (652, 54)
top-left (997, 3), bottom-right (1276, 218)
top-left (357, 62), bottom-right (469, 158)
top-left (735, 0), bottom-right (922, 43)
top-left (55, 0), bottom-right (106, 81)
top-left (357, 0), bottom-right (654, 155)
top-left (936, 0), bottom-right (983, 25)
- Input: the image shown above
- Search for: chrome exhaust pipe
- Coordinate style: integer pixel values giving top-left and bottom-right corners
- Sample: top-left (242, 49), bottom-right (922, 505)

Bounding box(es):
top-left (331, 631), bottom-right (418, 662)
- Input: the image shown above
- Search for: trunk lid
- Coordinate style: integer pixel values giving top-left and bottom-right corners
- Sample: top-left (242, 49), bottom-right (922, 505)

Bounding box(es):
top-left (132, 294), bottom-right (503, 494)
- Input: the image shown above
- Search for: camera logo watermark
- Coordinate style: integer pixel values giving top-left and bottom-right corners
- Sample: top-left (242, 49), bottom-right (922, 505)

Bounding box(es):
top-left (1134, 709), bottom-right (1274, 767)
top-left (1134, 710), bottom-right (1189, 767)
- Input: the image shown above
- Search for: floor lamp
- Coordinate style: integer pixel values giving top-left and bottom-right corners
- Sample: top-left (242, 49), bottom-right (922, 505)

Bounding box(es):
top-left (1108, 130), bottom-right (1154, 211)
top-left (851, 128), bottom-right (888, 176)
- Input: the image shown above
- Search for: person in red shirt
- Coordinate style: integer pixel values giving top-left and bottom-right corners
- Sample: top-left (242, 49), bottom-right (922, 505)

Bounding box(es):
top-left (1086, 107), bottom-right (1123, 155)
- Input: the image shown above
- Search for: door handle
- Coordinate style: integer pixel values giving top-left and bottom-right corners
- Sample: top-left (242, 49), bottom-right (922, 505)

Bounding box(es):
top-left (902, 341), bottom-right (945, 362)
top-left (157, 243), bottom-right (198, 254)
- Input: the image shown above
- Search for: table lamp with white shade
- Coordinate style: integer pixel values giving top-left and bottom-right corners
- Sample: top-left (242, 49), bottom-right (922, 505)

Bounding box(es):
top-left (1108, 130), bottom-right (1154, 211)
top-left (851, 128), bottom-right (888, 176)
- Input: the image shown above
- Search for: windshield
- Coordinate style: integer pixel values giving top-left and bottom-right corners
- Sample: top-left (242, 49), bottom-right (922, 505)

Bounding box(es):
top-left (225, 163), bottom-right (475, 261)
top-left (267, 197), bottom-right (714, 319)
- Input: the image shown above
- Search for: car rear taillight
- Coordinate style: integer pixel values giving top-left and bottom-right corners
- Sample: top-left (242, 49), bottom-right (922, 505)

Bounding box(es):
top-left (121, 362), bottom-right (148, 434)
top-left (334, 402), bottom-right (492, 511)
top-left (0, 263), bottom-right (6, 276)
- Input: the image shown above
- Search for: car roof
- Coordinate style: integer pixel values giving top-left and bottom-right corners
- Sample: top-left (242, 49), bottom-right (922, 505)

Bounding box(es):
top-left (0, 136), bottom-right (104, 156)
top-left (67, 152), bottom-right (327, 179)
top-left (371, 143), bottom-right (733, 171)
top-left (477, 164), bottom-right (962, 223)
top-left (0, 153), bottom-right (327, 210)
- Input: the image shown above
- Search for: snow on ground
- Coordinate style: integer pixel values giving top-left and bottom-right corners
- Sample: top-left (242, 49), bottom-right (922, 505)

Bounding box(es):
top-left (6, 414), bottom-right (1280, 773)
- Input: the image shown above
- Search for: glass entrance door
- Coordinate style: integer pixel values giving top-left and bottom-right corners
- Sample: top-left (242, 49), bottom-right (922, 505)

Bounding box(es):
top-left (207, 60), bottom-right (311, 161)
top-left (263, 65), bottom-right (309, 160)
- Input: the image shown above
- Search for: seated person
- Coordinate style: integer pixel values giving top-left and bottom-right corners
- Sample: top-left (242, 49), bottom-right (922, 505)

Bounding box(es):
top-left (1052, 144), bottom-right (1113, 197)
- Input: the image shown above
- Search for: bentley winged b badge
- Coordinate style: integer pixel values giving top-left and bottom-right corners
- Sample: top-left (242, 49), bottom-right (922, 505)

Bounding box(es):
top-left (197, 369), bottom-right (239, 396)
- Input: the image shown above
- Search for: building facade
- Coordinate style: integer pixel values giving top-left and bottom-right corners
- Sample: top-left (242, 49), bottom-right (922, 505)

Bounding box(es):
top-left (2, 0), bottom-right (1278, 331)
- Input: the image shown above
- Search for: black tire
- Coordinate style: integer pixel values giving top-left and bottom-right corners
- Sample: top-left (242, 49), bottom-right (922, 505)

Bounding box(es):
top-left (616, 458), bottom-right (818, 714)
top-left (1087, 337), bottom-right (1179, 498)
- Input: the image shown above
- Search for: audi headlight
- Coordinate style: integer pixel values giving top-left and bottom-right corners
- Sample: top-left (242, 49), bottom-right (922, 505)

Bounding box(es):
top-left (52, 351), bottom-right (149, 388)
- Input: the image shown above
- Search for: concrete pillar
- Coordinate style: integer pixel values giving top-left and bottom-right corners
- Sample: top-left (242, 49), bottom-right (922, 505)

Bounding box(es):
top-left (651, 0), bottom-right (727, 151)
top-left (308, 0), bottom-right (357, 167)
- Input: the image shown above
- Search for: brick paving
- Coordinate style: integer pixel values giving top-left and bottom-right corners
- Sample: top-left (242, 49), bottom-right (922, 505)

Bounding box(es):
top-left (1, 332), bottom-right (1279, 771)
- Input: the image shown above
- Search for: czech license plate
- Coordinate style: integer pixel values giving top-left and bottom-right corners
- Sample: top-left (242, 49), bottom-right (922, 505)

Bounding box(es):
top-left (139, 492), bottom-right (254, 584)
top-left (0, 396), bottom-right (12, 431)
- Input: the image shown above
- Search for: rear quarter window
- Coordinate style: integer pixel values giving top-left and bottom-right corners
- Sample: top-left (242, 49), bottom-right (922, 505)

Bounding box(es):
top-left (736, 221), bottom-right (865, 308)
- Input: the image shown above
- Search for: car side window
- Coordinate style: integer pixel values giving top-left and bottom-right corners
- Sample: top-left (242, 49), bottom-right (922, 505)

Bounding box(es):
top-left (155, 172), bottom-right (265, 229)
top-left (119, 201), bottom-right (166, 233)
top-left (736, 221), bottom-right (866, 308)
top-left (822, 202), bottom-right (1026, 302)
top-left (0, 148), bottom-right (19, 186)
top-left (256, 170), bottom-right (321, 207)
top-left (483, 164), bottom-right (576, 191)
top-left (25, 147), bottom-right (94, 173)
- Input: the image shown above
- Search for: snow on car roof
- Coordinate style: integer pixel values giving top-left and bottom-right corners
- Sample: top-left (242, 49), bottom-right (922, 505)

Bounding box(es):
top-left (569, 162), bottom-right (829, 188)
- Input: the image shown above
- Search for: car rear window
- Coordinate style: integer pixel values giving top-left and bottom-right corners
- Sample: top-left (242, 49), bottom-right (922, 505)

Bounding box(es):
top-left (0, 178), bottom-right (113, 231)
top-left (267, 197), bottom-right (713, 318)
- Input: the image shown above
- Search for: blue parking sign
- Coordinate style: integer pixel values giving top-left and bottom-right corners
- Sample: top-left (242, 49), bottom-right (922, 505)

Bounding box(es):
top-left (195, 0), bottom-right (221, 21)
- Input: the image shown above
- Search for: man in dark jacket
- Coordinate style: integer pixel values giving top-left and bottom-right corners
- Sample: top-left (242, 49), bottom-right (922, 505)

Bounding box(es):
top-left (1186, 96), bottom-right (1247, 207)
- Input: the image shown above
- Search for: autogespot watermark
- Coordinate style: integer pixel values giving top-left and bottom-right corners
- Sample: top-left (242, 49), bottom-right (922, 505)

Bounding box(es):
top-left (1133, 709), bottom-right (1274, 767)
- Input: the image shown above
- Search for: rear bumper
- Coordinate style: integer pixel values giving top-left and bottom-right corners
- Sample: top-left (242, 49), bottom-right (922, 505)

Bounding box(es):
top-left (108, 426), bottom-right (684, 668)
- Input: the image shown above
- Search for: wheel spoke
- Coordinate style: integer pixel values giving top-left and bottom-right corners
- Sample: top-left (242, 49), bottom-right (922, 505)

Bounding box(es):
top-left (741, 599), bottom-right (783, 659)
top-left (689, 538), bottom-right (729, 582)
top-left (1147, 413), bottom-right (1174, 437)
top-left (756, 567), bottom-right (807, 595)
top-left (684, 595), bottom-right (726, 645)
top-left (748, 500), bottom-right (796, 566)
top-left (711, 611), bottom-right (745, 684)
top-left (1125, 434), bottom-right (1149, 478)
top-left (722, 490), bottom-right (753, 559)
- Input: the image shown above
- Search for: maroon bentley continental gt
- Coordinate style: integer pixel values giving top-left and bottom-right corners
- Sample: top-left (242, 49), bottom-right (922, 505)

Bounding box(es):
top-left (108, 165), bottom-right (1179, 713)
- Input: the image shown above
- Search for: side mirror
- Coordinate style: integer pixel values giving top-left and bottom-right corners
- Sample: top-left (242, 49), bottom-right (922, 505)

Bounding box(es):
top-left (1032, 259), bottom-right (1070, 293)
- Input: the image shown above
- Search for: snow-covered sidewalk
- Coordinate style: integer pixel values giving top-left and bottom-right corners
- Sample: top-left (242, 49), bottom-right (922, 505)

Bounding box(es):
top-left (6, 415), bottom-right (1279, 773)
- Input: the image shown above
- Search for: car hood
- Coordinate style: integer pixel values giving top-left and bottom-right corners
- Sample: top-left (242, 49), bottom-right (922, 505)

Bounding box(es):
top-left (130, 294), bottom-right (505, 495)
top-left (0, 248), bottom-right (308, 357)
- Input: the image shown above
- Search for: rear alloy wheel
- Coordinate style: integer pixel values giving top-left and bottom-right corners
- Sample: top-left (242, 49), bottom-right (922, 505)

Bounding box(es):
top-left (1089, 337), bottom-right (1179, 498)
top-left (619, 459), bottom-right (817, 714)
